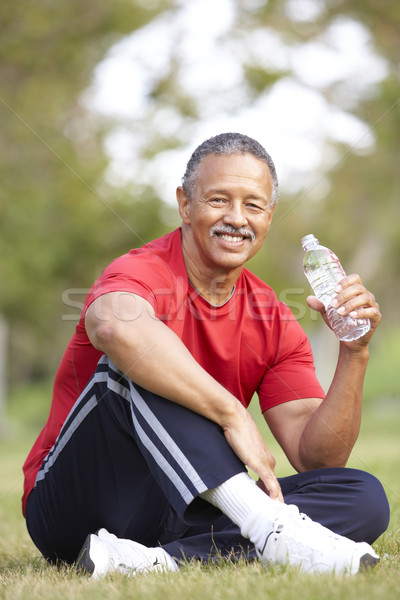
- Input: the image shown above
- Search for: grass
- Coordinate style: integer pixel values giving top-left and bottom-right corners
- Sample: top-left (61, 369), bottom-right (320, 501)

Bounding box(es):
top-left (0, 331), bottom-right (399, 599)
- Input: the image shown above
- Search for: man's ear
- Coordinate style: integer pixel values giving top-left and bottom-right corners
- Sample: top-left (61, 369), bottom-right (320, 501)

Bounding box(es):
top-left (176, 186), bottom-right (191, 224)
top-left (265, 203), bottom-right (276, 232)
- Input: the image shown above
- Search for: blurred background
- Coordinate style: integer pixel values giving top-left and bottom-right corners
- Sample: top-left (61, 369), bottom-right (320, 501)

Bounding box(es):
top-left (0, 0), bottom-right (399, 432)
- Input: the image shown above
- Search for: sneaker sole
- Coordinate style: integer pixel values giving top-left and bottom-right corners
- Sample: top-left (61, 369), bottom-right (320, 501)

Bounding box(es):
top-left (359, 552), bottom-right (380, 571)
top-left (75, 534), bottom-right (95, 576)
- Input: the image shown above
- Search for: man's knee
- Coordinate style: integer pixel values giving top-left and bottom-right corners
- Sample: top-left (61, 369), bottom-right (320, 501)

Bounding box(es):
top-left (355, 470), bottom-right (390, 543)
top-left (281, 467), bottom-right (390, 544)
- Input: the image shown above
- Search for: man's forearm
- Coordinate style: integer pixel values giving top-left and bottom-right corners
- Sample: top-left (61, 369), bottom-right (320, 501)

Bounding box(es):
top-left (85, 292), bottom-right (283, 499)
top-left (298, 345), bottom-right (369, 469)
top-left (88, 299), bottom-right (238, 427)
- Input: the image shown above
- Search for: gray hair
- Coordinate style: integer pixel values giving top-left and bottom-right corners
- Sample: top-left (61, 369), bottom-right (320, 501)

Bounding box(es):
top-left (181, 132), bottom-right (279, 207)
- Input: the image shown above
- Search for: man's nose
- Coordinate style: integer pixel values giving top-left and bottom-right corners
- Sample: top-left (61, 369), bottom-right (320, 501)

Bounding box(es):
top-left (222, 202), bottom-right (248, 228)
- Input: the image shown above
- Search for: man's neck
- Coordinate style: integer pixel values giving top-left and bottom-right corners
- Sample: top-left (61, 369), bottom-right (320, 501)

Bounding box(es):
top-left (181, 244), bottom-right (242, 306)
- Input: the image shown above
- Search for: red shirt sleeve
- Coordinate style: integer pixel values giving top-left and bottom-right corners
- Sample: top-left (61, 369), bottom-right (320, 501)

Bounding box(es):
top-left (257, 314), bottom-right (325, 413)
top-left (82, 251), bottom-right (178, 319)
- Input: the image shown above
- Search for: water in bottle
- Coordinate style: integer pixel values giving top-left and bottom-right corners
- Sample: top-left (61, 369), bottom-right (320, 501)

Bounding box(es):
top-left (301, 234), bottom-right (370, 342)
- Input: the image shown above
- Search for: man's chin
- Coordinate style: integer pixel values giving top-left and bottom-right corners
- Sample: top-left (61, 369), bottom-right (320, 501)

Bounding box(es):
top-left (210, 252), bottom-right (252, 271)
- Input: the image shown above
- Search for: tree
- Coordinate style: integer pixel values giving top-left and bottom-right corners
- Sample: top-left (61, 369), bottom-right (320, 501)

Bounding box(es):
top-left (0, 0), bottom-right (176, 380)
top-left (2, 0), bottom-right (399, 384)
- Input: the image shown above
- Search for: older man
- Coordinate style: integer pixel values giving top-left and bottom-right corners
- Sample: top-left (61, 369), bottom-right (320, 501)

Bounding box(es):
top-left (23, 133), bottom-right (389, 576)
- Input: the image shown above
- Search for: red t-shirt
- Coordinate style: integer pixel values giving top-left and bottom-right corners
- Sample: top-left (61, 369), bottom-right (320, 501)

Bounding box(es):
top-left (22, 228), bottom-right (324, 514)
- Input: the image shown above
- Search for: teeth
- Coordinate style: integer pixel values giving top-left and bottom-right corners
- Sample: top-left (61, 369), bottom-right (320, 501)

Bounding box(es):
top-left (219, 234), bottom-right (244, 243)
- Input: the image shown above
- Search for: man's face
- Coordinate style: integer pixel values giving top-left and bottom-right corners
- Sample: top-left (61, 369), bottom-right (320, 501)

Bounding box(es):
top-left (177, 153), bottom-right (275, 272)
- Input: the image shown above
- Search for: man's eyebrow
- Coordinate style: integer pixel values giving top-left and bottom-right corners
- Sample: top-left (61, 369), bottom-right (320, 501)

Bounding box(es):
top-left (204, 187), bottom-right (230, 196)
top-left (205, 187), bottom-right (268, 203)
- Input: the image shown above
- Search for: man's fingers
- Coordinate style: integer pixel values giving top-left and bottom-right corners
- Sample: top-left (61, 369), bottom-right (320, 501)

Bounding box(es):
top-left (306, 295), bottom-right (325, 313)
top-left (259, 475), bottom-right (284, 502)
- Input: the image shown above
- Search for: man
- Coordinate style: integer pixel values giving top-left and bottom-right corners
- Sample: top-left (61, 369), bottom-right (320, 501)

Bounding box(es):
top-left (23, 133), bottom-right (389, 577)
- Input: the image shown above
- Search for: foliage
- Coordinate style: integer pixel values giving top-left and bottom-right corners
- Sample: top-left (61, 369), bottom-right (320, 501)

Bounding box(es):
top-left (238, 1), bottom-right (400, 313)
top-left (0, 0), bottom-right (176, 380)
top-left (1, 0), bottom-right (399, 383)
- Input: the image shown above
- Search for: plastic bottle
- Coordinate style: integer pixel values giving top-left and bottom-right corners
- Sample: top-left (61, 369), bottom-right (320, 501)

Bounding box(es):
top-left (301, 234), bottom-right (370, 342)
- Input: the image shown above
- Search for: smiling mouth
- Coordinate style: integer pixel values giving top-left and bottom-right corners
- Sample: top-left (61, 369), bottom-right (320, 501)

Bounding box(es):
top-left (216, 233), bottom-right (247, 243)
top-left (210, 226), bottom-right (255, 243)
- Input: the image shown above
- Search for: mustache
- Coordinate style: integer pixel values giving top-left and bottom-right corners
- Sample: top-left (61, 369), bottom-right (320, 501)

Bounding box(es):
top-left (209, 224), bottom-right (256, 243)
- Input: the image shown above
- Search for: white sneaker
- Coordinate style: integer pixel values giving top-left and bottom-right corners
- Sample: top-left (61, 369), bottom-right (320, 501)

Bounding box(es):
top-left (76, 528), bottom-right (179, 579)
top-left (256, 504), bottom-right (379, 575)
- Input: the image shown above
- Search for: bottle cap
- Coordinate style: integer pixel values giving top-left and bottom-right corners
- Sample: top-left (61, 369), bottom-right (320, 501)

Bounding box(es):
top-left (301, 234), bottom-right (318, 250)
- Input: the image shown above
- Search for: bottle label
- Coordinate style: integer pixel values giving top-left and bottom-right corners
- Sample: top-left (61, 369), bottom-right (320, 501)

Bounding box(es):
top-left (327, 249), bottom-right (345, 275)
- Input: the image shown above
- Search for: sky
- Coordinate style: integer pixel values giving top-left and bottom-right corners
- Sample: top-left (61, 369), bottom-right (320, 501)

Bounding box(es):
top-left (83, 0), bottom-right (388, 205)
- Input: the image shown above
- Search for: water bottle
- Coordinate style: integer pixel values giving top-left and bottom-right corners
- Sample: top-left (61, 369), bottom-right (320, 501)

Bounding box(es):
top-left (301, 234), bottom-right (370, 341)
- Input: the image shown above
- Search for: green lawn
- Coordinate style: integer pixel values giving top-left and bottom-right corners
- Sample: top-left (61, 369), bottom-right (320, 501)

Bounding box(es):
top-left (0, 347), bottom-right (399, 599)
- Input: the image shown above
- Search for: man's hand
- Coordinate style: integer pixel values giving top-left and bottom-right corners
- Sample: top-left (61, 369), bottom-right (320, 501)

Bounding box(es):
top-left (263, 274), bottom-right (381, 473)
top-left (222, 402), bottom-right (283, 502)
top-left (306, 273), bottom-right (381, 348)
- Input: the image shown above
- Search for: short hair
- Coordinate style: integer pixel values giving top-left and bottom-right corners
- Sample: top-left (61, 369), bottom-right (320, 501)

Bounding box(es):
top-left (181, 132), bottom-right (279, 207)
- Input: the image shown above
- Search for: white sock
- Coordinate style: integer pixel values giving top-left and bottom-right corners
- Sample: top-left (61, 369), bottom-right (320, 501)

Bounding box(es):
top-left (200, 472), bottom-right (284, 549)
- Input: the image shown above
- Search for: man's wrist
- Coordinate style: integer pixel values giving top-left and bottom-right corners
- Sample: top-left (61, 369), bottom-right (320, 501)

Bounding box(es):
top-left (339, 343), bottom-right (370, 362)
top-left (217, 397), bottom-right (244, 429)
